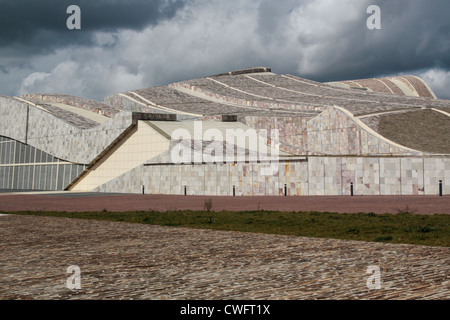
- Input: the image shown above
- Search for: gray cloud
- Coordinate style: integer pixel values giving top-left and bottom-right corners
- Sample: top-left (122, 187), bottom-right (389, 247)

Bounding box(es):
top-left (0, 0), bottom-right (185, 53)
top-left (1, 0), bottom-right (449, 101)
top-left (254, 0), bottom-right (450, 82)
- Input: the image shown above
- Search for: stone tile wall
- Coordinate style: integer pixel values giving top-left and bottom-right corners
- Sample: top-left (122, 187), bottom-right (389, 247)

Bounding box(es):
top-left (94, 156), bottom-right (450, 197)
top-left (0, 96), bottom-right (136, 164)
top-left (307, 107), bottom-right (423, 156)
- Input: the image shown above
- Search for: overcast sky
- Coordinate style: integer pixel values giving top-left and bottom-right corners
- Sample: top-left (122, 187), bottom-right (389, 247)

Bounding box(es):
top-left (0, 0), bottom-right (449, 101)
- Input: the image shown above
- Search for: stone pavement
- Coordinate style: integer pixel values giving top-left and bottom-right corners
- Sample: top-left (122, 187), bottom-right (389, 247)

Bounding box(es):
top-left (0, 214), bottom-right (449, 300)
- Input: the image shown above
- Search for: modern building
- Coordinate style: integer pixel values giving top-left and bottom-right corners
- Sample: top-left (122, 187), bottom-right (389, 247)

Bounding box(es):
top-left (1, 67), bottom-right (449, 196)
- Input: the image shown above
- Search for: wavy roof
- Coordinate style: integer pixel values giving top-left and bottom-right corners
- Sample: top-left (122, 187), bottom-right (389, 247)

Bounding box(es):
top-left (1, 67), bottom-right (449, 156)
top-left (326, 75), bottom-right (437, 99)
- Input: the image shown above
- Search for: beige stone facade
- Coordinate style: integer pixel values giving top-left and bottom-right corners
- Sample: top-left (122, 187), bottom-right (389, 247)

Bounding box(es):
top-left (1, 67), bottom-right (449, 194)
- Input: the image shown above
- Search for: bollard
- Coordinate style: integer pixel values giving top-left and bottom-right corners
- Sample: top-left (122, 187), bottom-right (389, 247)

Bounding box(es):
top-left (439, 180), bottom-right (443, 197)
top-left (184, 186), bottom-right (187, 196)
top-left (142, 185), bottom-right (145, 195)
top-left (284, 184), bottom-right (287, 197)
top-left (351, 182), bottom-right (354, 197)
top-left (233, 185), bottom-right (236, 197)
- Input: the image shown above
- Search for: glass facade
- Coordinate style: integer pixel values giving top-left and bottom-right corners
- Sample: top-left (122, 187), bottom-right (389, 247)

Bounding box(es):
top-left (0, 136), bottom-right (86, 191)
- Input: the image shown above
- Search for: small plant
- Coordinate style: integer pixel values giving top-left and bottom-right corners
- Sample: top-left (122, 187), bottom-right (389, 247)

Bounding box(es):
top-left (417, 226), bottom-right (435, 233)
top-left (367, 212), bottom-right (376, 217)
top-left (346, 227), bottom-right (360, 234)
top-left (204, 198), bottom-right (213, 212)
top-left (396, 205), bottom-right (417, 215)
top-left (142, 215), bottom-right (151, 224)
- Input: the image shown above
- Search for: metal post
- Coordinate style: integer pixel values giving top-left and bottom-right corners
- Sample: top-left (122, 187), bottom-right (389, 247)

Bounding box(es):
top-left (184, 186), bottom-right (187, 196)
top-left (233, 185), bottom-right (235, 197)
top-left (351, 182), bottom-right (354, 197)
top-left (284, 184), bottom-right (287, 197)
top-left (439, 180), bottom-right (443, 197)
top-left (142, 185), bottom-right (145, 195)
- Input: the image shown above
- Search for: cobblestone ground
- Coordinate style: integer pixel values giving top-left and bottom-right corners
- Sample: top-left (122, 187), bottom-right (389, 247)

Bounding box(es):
top-left (0, 214), bottom-right (449, 300)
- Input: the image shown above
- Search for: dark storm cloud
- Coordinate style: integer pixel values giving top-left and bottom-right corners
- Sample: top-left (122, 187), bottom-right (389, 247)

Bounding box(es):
top-left (2, 0), bottom-right (449, 101)
top-left (295, 0), bottom-right (450, 82)
top-left (0, 0), bottom-right (185, 50)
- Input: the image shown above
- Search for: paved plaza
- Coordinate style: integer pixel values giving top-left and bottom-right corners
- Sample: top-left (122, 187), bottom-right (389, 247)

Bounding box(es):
top-left (0, 214), bottom-right (448, 300)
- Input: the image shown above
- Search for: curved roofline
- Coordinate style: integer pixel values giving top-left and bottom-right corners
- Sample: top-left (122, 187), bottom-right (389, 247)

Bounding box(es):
top-left (408, 75), bottom-right (438, 99)
top-left (212, 67), bottom-right (272, 77)
top-left (333, 106), bottom-right (425, 155)
top-left (326, 75), bottom-right (437, 99)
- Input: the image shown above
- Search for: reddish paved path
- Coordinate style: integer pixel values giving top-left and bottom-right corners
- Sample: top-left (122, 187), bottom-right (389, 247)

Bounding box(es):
top-left (0, 193), bottom-right (449, 214)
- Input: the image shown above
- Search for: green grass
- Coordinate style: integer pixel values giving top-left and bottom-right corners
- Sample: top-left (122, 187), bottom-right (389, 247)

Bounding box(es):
top-left (8, 209), bottom-right (450, 247)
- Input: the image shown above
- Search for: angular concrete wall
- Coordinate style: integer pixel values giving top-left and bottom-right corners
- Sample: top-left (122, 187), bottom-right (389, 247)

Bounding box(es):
top-left (307, 107), bottom-right (423, 156)
top-left (243, 116), bottom-right (309, 154)
top-left (0, 97), bottom-right (29, 143)
top-left (0, 96), bottom-right (136, 164)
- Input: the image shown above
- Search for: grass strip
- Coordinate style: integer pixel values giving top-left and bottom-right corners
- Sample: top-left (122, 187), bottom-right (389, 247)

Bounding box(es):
top-left (8, 209), bottom-right (450, 247)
